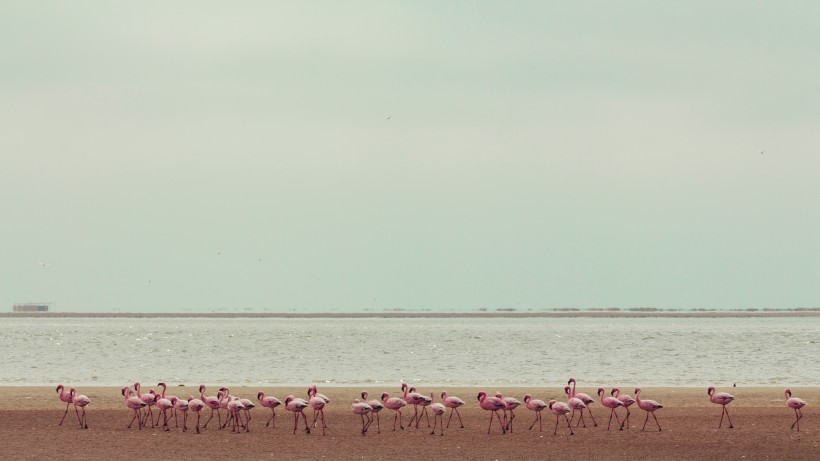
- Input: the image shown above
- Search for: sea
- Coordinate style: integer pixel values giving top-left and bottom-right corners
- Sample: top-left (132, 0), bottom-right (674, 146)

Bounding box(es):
top-left (1, 316), bottom-right (817, 387)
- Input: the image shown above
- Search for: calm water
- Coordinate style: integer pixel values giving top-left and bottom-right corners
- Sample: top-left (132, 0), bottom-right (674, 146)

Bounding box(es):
top-left (0, 317), bottom-right (817, 387)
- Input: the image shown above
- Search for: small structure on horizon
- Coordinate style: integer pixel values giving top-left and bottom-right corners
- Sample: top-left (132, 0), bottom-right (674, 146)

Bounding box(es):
top-left (12, 302), bottom-right (51, 313)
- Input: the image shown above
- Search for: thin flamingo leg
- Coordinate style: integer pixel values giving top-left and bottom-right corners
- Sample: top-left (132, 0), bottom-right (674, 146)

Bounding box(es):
top-left (652, 411), bottom-right (662, 431)
top-left (59, 402), bottom-right (71, 426)
top-left (642, 411), bottom-right (650, 431)
top-left (196, 412), bottom-right (201, 434)
top-left (565, 414), bottom-right (574, 435)
top-left (725, 407), bottom-right (734, 428)
top-left (587, 406), bottom-right (597, 426)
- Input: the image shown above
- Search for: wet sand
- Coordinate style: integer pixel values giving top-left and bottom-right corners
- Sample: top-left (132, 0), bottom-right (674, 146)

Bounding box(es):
top-left (1, 386), bottom-right (817, 460)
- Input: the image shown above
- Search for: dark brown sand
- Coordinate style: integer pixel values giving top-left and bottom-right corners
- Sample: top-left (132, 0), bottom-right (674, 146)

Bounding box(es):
top-left (1, 386), bottom-right (817, 460)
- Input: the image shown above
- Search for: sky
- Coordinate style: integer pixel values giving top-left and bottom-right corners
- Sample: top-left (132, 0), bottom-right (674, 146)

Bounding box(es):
top-left (2, 1), bottom-right (819, 312)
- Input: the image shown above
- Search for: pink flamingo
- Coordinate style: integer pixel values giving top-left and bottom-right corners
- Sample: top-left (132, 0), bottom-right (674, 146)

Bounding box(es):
top-left (477, 391), bottom-right (506, 434)
top-left (708, 386), bottom-right (735, 428)
top-left (351, 399), bottom-right (373, 436)
top-left (440, 391), bottom-right (466, 429)
top-left (155, 383), bottom-right (174, 431)
top-left (307, 385), bottom-right (327, 435)
top-left (284, 395), bottom-right (311, 434)
top-left (134, 382), bottom-right (158, 427)
top-left (523, 394), bottom-right (547, 431)
top-left (257, 392), bottom-right (281, 429)
top-left (156, 383), bottom-right (178, 425)
top-left (238, 397), bottom-right (255, 431)
top-left (564, 386), bottom-right (589, 428)
top-left (69, 388), bottom-right (91, 429)
top-left (381, 392), bottom-right (406, 431)
top-left (171, 397), bottom-right (189, 431)
top-left (225, 397), bottom-right (246, 433)
top-left (199, 385), bottom-right (222, 429)
top-left (121, 386), bottom-right (146, 429)
top-left (785, 388), bottom-right (807, 431)
top-left (55, 384), bottom-right (82, 426)
top-left (429, 392), bottom-right (446, 436)
top-left (410, 387), bottom-right (432, 428)
top-left (548, 400), bottom-right (574, 435)
top-left (361, 391), bottom-right (384, 433)
top-left (597, 387), bottom-right (624, 430)
top-left (401, 383), bottom-right (428, 428)
top-left (611, 388), bottom-right (636, 429)
top-left (496, 393), bottom-right (521, 432)
top-left (187, 396), bottom-right (205, 434)
top-left (634, 387), bottom-right (663, 431)
top-left (567, 378), bottom-right (597, 427)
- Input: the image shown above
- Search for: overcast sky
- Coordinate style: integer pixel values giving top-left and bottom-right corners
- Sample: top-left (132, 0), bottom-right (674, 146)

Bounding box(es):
top-left (2, 1), bottom-right (819, 312)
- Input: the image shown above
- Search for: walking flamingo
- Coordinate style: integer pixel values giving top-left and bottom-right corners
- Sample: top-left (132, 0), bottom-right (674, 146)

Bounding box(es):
top-left (429, 392), bottom-right (446, 436)
top-left (238, 397), bottom-right (255, 432)
top-left (121, 386), bottom-right (146, 429)
top-left (55, 384), bottom-right (82, 426)
top-left (199, 385), bottom-right (222, 429)
top-left (496, 393), bottom-right (521, 432)
top-left (567, 378), bottom-right (597, 427)
top-left (401, 383), bottom-right (428, 428)
top-left (351, 399), bottom-right (373, 436)
top-left (611, 388), bottom-right (636, 429)
top-left (441, 391), bottom-right (466, 429)
top-left (226, 397), bottom-right (246, 433)
top-left (171, 397), bottom-right (189, 432)
top-left (381, 392), bottom-right (406, 431)
top-left (523, 394), bottom-right (547, 431)
top-left (134, 383), bottom-right (158, 428)
top-left (284, 395), bottom-right (311, 434)
top-left (257, 392), bottom-right (281, 429)
top-left (785, 388), bottom-right (807, 431)
top-left (477, 391), bottom-right (506, 434)
top-left (187, 396), bottom-right (206, 434)
top-left (307, 385), bottom-right (328, 435)
top-left (708, 386), bottom-right (735, 428)
top-left (361, 391), bottom-right (384, 433)
top-left (410, 387), bottom-right (432, 428)
top-left (548, 400), bottom-right (574, 435)
top-left (69, 388), bottom-right (90, 429)
top-left (635, 387), bottom-right (663, 431)
top-left (597, 387), bottom-right (624, 430)
top-left (564, 386), bottom-right (589, 428)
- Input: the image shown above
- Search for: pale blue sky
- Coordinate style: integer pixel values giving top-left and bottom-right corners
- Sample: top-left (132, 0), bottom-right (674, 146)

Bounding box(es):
top-left (2, 1), bottom-right (819, 312)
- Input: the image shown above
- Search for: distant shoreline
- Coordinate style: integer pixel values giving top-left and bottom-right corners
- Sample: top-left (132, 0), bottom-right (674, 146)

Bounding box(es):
top-left (3, 310), bottom-right (820, 319)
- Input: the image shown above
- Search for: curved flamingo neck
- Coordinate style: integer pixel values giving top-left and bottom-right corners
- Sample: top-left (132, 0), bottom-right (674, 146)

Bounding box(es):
top-left (569, 380), bottom-right (577, 398)
top-left (159, 383), bottom-right (167, 398)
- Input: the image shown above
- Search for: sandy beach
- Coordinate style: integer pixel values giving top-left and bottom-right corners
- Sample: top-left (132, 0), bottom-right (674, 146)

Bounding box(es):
top-left (2, 386), bottom-right (817, 460)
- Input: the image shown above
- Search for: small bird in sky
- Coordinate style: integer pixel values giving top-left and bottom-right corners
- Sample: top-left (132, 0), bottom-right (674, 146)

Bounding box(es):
top-left (386, 115), bottom-right (391, 120)
top-left (38, 262), bottom-right (50, 267)
top-left (761, 150), bottom-right (765, 155)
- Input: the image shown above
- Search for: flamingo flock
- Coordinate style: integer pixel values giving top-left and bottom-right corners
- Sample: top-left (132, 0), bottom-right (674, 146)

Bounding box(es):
top-left (55, 380), bottom-right (808, 435)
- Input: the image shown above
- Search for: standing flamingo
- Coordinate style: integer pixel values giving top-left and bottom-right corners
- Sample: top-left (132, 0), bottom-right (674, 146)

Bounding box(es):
top-left (611, 388), bottom-right (636, 429)
top-left (564, 386), bottom-right (589, 428)
top-left (429, 392), bottom-right (446, 436)
top-left (635, 387), bottom-right (663, 431)
top-left (381, 392), bottom-right (406, 431)
top-left (226, 397), bottom-right (246, 433)
top-left (708, 386), bottom-right (735, 428)
top-left (121, 386), bottom-right (146, 429)
top-left (55, 384), bottom-right (82, 426)
top-left (351, 399), bottom-right (373, 436)
top-left (187, 396), bottom-right (205, 434)
top-left (69, 388), bottom-right (91, 429)
top-left (238, 397), bottom-right (255, 432)
top-left (361, 391), bottom-right (384, 433)
top-left (134, 383), bottom-right (158, 428)
top-left (496, 393), bottom-right (521, 432)
top-left (156, 395), bottom-right (174, 431)
top-left (257, 392), bottom-right (281, 429)
top-left (548, 400), bottom-right (574, 435)
top-left (524, 394), bottom-right (548, 431)
top-left (284, 395), bottom-right (311, 434)
top-left (441, 391), bottom-right (466, 429)
top-left (171, 397), bottom-right (189, 432)
top-left (199, 385), bottom-right (222, 429)
top-left (567, 378), bottom-right (597, 427)
top-left (597, 387), bottom-right (624, 430)
top-left (410, 387), bottom-right (432, 428)
top-left (785, 388), bottom-right (807, 431)
top-left (477, 391), bottom-right (506, 434)
top-left (401, 383), bottom-right (428, 428)
top-left (307, 385), bottom-right (327, 435)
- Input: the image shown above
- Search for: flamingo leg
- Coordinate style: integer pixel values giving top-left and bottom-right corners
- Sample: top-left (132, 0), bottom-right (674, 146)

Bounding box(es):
top-left (81, 407), bottom-right (88, 429)
top-left (529, 413), bottom-right (539, 430)
top-left (302, 411), bottom-right (311, 433)
top-left (73, 404), bottom-right (83, 426)
top-left (565, 414), bottom-right (574, 435)
top-left (495, 410), bottom-right (506, 433)
top-left (725, 406), bottom-right (734, 428)
top-left (266, 412), bottom-right (274, 427)
top-left (424, 406), bottom-right (430, 427)
top-left (196, 411), bottom-right (201, 434)
top-left (718, 406), bottom-right (725, 428)
top-left (587, 406), bottom-right (598, 426)
top-left (508, 410), bottom-right (515, 432)
top-left (652, 411), bottom-right (662, 431)
top-left (621, 407), bottom-right (630, 429)
top-left (553, 415), bottom-right (560, 435)
top-left (183, 412), bottom-right (188, 432)
top-left (642, 411), bottom-right (650, 431)
top-left (375, 412), bottom-right (380, 433)
top-left (127, 409), bottom-right (139, 429)
top-left (59, 402), bottom-right (71, 426)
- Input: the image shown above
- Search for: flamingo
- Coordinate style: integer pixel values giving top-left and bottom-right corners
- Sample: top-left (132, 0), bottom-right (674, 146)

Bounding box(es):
top-left (567, 378), bottom-right (597, 427)
top-left (199, 385), bottom-right (222, 429)
top-left (284, 395), bottom-right (311, 434)
top-left (257, 392), bottom-right (281, 429)
top-left (429, 392), bottom-right (446, 436)
top-left (361, 391), bottom-right (384, 433)
top-left (548, 400), bottom-right (574, 435)
top-left (156, 383), bottom-right (177, 426)
top-left (785, 388), bottom-right (807, 431)
top-left (611, 388), bottom-right (636, 429)
top-left (121, 386), bottom-right (146, 429)
top-left (523, 394), bottom-right (547, 431)
top-left (171, 397), bottom-right (189, 432)
top-left (155, 383), bottom-right (175, 431)
top-left (134, 383), bottom-right (158, 427)
top-left (564, 386), bottom-right (589, 428)
top-left (351, 399), bottom-right (373, 436)
top-left (238, 397), bottom-right (255, 432)
top-left (495, 393), bottom-right (521, 432)
top-left (402, 384), bottom-right (429, 428)
top-left (634, 387), bottom-right (663, 431)
top-left (410, 386), bottom-right (432, 428)
top-left (597, 387), bottom-right (623, 430)
top-left (441, 391), bottom-right (466, 429)
top-left (225, 397), bottom-right (246, 433)
top-left (187, 396), bottom-right (206, 434)
top-left (55, 384), bottom-right (82, 426)
top-left (381, 392), bottom-right (406, 431)
top-left (69, 388), bottom-right (90, 429)
top-left (477, 391), bottom-right (506, 434)
top-left (307, 385), bottom-right (327, 435)
top-left (708, 386), bottom-right (735, 428)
